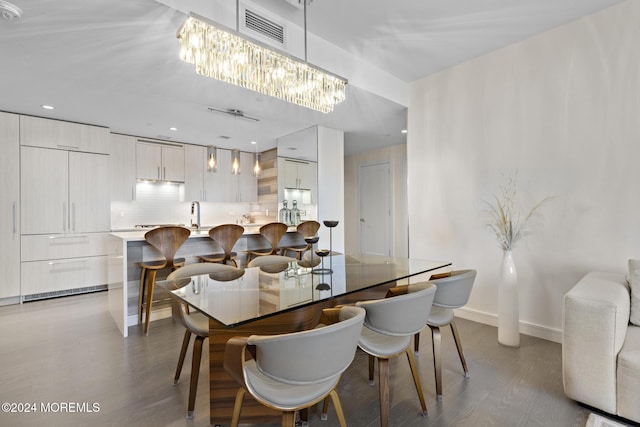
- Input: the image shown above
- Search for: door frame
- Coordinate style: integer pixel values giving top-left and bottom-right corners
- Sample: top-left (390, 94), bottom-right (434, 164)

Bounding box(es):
top-left (358, 160), bottom-right (393, 256)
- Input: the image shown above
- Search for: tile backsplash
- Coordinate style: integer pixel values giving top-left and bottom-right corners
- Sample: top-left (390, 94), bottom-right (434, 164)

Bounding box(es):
top-left (110, 182), bottom-right (264, 230)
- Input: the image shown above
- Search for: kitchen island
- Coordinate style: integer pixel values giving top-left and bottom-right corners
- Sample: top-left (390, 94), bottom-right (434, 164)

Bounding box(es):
top-left (107, 225), bottom-right (299, 337)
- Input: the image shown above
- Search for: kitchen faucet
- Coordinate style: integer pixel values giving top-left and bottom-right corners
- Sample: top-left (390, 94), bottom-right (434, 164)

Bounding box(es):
top-left (191, 201), bottom-right (200, 229)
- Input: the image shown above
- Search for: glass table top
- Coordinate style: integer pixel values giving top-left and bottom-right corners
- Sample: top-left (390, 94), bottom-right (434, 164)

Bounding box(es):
top-left (161, 254), bottom-right (450, 327)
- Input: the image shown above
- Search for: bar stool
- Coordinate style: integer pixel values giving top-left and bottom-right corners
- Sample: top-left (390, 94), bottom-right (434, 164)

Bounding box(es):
top-left (245, 222), bottom-right (288, 264)
top-left (138, 225), bottom-right (191, 335)
top-left (198, 224), bottom-right (245, 267)
top-left (279, 220), bottom-right (320, 260)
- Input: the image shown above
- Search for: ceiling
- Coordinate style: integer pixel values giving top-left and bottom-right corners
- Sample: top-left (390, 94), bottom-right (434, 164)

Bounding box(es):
top-left (0, 0), bottom-right (625, 155)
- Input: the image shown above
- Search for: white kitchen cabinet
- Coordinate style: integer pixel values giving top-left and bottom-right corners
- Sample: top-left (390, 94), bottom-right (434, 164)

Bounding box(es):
top-left (0, 112), bottom-right (20, 300)
top-left (204, 148), bottom-right (233, 202)
top-left (109, 134), bottom-right (137, 201)
top-left (184, 144), bottom-right (205, 201)
top-left (21, 146), bottom-right (110, 235)
top-left (21, 255), bottom-right (108, 297)
top-left (281, 158), bottom-right (315, 190)
top-left (20, 115), bottom-right (109, 154)
top-left (204, 150), bottom-right (258, 202)
top-left (238, 151), bottom-right (258, 202)
top-left (136, 141), bottom-right (185, 182)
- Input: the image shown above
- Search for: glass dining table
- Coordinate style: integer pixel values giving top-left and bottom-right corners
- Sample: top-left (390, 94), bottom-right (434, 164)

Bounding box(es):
top-left (160, 253), bottom-right (451, 425)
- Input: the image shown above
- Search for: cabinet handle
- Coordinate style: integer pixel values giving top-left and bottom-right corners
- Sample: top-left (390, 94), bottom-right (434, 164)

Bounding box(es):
top-left (62, 203), bottom-right (67, 232)
top-left (71, 202), bottom-right (76, 232)
top-left (163, 166), bottom-right (166, 180)
top-left (157, 166), bottom-right (160, 180)
top-left (48, 259), bottom-right (88, 265)
top-left (131, 186), bottom-right (135, 200)
top-left (56, 144), bottom-right (80, 150)
top-left (48, 235), bottom-right (89, 240)
top-left (12, 202), bottom-right (16, 235)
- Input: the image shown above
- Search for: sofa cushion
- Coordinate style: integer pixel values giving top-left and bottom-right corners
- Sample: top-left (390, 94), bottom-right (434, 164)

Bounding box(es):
top-left (617, 325), bottom-right (640, 422)
top-left (627, 260), bottom-right (640, 326)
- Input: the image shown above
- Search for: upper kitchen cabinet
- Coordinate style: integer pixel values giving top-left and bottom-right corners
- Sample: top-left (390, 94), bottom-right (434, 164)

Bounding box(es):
top-left (136, 140), bottom-right (185, 182)
top-left (276, 126), bottom-right (318, 162)
top-left (109, 133), bottom-right (137, 201)
top-left (0, 112), bottom-right (20, 300)
top-left (281, 158), bottom-right (315, 190)
top-left (203, 149), bottom-right (257, 202)
top-left (21, 146), bottom-right (110, 235)
top-left (184, 144), bottom-right (205, 201)
top-left (238, 151), bottom-right (258, 202)
top-left (20, 115), bottom-right (109, 154)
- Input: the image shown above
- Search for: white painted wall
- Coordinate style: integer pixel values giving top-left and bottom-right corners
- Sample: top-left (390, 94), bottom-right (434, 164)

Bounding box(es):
top-left (408, 0), bottom-right (640, 342)
top-left (317, 126), bottom-right (345, 253)
top-left (344, 144), bottom-right (408, 257)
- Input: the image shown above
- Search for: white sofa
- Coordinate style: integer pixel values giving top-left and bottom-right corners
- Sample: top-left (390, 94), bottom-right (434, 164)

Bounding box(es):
top-left (563, 272), bottom-right (640, 423)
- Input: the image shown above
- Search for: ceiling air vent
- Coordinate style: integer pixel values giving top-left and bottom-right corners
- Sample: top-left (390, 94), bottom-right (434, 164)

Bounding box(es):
top-left (244, 9), bottom-right (285, 45)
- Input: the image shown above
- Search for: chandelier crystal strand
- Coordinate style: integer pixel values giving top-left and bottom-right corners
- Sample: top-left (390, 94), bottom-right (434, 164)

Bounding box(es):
top-left (178, 14), bottom-right (347, 113)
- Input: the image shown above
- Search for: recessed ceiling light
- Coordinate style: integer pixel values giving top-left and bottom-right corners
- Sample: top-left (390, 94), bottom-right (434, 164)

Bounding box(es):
top-left (169, 127), bottom-right (178, 131)
top-left (42, 105), bottom-right (54, 110)
top-left (401, 129), bottom-right (408, 134)
top-left (251, 141), bottom-right (257, 145)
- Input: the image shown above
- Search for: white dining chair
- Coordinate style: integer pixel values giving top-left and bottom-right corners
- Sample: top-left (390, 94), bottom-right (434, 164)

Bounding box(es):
top-left (355, 282), bottom-right (437, 427)
top-left (415, 269), bottom-right (477, 401)
top-left (223, 305), bottom-right (366, 427)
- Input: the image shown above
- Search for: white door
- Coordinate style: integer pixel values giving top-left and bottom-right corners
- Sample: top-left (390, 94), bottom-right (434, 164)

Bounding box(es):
top-left (359, 162), bottom-right (392, 256)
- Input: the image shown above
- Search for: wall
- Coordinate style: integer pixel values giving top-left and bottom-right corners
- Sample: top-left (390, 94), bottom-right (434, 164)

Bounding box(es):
top-left (407, 0), bottom-right (640, 342)
top-left (317, 126), bottom-right (345, 253)
top-left (344, 144), bottom-right (408, 257)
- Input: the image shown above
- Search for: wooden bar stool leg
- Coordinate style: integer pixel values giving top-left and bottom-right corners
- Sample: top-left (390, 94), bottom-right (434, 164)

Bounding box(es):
top-left (138, 267), bottom-right (147, 322)
top-left (144, 270), bottom-right (157, 335)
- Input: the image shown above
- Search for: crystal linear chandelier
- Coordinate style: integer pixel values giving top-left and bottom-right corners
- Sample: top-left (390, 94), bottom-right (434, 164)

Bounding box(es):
top-left (177, 12), bottom-right (347, 113)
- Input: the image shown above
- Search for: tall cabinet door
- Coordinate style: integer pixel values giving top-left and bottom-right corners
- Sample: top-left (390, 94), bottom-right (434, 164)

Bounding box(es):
top-left (204, 148), bottom-right (233, 202)
top-left (239, 151), bottom-right (257, 202)
top-left (184, 144), bottom-right (205, 201)
top-left (0, 112), bottom-right (20, 299)
top-left (21, 146), bottom-right (69, 235)
top-left (69, 152), bottom-right (110, 232)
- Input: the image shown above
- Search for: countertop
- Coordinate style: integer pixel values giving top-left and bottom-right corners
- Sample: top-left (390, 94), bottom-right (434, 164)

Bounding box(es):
top-left (110, 224), bottom-right (297, 242)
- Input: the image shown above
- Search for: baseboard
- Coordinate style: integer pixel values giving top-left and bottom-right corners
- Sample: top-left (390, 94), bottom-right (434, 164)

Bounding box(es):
top-left (0, 296), bottom-right (21, 307)
top-left (454, 307), bottom-right (563, 344)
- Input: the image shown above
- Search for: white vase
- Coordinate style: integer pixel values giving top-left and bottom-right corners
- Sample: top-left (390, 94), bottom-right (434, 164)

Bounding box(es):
top-left (498, 249), bottom-right (520, 347)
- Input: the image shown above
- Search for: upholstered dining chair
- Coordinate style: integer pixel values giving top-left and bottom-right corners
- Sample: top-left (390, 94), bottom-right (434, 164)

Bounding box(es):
top-left (355, 282), bottom-right (437, 427)
top-left (280, 220), bottom-right (320, 260)
top-left (198, 224), bottom-right (245, 266)
top-left (166, 262), bottom-right (244, 419)
top-left (223, 305), bottom-right (366, 427)
top-left (414, 269), bottom-right (477, 401)
top-left (138, 225), bottom-right (191, 335)
top-left (245, 222), bottom-right (288, 264)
